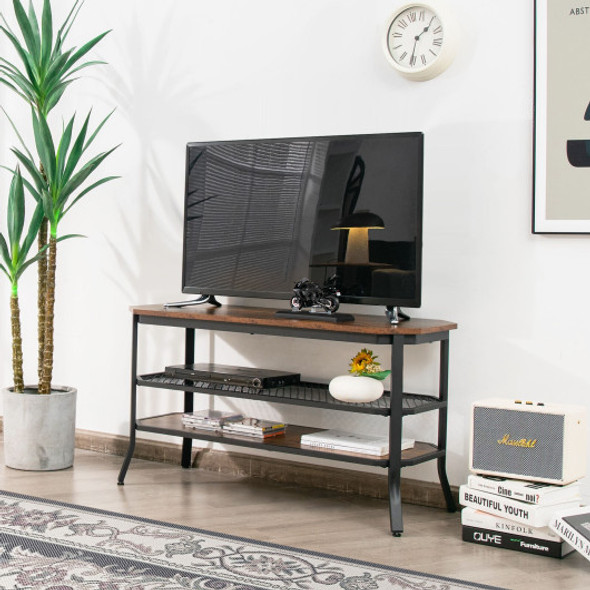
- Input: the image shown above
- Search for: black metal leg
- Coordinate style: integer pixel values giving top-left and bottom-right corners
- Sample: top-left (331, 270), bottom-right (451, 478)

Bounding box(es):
top-left (118, 314), bottom-right (139, 484)
top-left (181, 327), bottom-right (195, 468)
top-left (388, 337), bottom-right (405, 535)
top-left (437, 337), bottom-right (456, 512)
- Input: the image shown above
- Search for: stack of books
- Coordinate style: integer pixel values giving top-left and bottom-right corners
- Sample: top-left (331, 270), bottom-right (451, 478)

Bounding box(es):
top-left (182, 409), bottom-right (243, 431)
top-left (460, 474), bottom-right (582, 558)
top-left (221, 417), bottom-right (287, 439)
top-left (182, 410), bottom-right (286, 439)
top-left (300, 429), bottom-right (414, 457)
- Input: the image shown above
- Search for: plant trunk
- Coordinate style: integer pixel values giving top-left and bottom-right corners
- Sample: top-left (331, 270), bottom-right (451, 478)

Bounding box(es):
top-left (10, 292), bottom-right (24, 393)
top-left (39, 235), bottom-right (57, 395)
top-left (37, 217), bottom-right (48, 382)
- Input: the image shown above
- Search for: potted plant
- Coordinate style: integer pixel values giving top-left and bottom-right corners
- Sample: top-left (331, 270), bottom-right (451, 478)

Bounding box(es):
top-left (0, 0), bottom-right (118, 469)
top-left (328, 348), bottom-right (391, 403)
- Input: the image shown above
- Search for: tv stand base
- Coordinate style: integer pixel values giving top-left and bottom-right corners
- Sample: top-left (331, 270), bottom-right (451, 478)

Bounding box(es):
top-left (164, 295), bottom-right (222, 309)
top-left (386, 306), bottom-right (410, 325)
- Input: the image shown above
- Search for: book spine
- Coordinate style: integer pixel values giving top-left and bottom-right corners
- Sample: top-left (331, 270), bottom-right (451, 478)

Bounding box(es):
top-left (466, 475), bottom-right (577, 505)
top-left (466, 475), bottom-right (539, 504)
top-left (225, 426), bottom-right (286, 434)
top-left (462, 526), bottom-right (572, 558)
top-left (300, 438), bottom-right (387, 452)
top-left (225, 429), bottom-right (286, 439)
top-left (300, 441), bottom-right (387, 455)
top-left (459, 485), bottom-right (570, 527)
top-left (549, 517), bottom-right (590, 561)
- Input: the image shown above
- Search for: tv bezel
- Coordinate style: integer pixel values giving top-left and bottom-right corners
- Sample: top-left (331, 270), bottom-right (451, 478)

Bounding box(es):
top-left (181, 131), bottom-right (424, 310)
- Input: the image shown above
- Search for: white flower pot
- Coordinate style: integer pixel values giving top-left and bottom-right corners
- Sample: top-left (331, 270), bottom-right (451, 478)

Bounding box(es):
top-left (328, 375), bottom-right (384, 403)
top-left (2, 385), bottom-right (77, 471)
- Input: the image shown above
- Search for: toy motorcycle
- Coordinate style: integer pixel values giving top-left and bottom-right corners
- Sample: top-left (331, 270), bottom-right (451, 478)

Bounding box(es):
top-left (290, 277), bottom-right (340, 313)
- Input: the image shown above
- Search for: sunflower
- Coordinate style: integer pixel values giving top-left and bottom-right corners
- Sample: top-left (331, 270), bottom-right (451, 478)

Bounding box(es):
top-left (349, 348), bottom-right (379, 375)
top-left (348, 348), bottom-right (390, 380)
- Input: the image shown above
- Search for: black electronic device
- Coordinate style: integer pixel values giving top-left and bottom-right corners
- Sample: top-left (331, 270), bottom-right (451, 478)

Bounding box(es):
top-left (164, 363), bottom-right (301, 390)
top-left (179, 132), bottom-right (424, 319)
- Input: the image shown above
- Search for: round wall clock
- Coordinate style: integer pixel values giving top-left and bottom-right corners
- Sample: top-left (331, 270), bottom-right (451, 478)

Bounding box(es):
top-left (383, 2), bottom-right (458, 81)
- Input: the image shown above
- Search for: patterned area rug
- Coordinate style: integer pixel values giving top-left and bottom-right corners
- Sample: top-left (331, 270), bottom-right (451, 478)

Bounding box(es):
top-left (0, 490), bottom-right (505, 590)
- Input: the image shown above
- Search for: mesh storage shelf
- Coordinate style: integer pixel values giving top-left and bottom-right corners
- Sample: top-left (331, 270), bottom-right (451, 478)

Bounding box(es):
top-left (137, 372), bottom-right (445, 416)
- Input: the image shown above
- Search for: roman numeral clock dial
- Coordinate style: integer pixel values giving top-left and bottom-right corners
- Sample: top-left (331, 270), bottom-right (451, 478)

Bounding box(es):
top-left (384, 3), bottom-right (458, 81)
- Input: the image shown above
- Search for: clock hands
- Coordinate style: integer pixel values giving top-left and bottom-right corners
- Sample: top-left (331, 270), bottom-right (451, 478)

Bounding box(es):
top-left (410, 38), bottom-right (419, 66)
top-left (414, 16), bottom-right (436, 44)
top-left (410, 16), bottom-right (437, 66)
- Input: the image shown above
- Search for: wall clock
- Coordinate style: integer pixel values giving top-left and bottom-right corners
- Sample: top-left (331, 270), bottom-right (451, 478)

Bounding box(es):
top-left (383, 2), bottom-right (458, 81)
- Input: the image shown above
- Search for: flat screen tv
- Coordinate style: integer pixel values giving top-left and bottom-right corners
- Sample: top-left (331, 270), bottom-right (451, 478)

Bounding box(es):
top-left (180, 132), bottom-right (424, 319)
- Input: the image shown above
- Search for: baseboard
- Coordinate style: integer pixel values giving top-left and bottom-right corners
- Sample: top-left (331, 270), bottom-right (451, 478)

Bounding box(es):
top-left (74, 428), bottom-right (458, 510)
top-left (0, 417), bottom-right (457, 509)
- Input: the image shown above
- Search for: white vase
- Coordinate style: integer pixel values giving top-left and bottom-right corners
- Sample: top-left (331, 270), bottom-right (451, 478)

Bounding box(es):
top-left (328, 375), bottom-right (384, 403)
top-left (2, 385), bottom-right (77, 471)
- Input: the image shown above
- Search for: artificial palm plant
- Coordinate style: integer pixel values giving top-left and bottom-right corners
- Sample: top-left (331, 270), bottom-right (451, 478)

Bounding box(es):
top-left (0, 0), bottom-right (118, 394)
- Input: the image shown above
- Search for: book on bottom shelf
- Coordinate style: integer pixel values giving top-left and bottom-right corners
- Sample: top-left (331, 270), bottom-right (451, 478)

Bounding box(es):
top-left (222, 417), bottom-right (287, 438)
top-left (549, 505), bottom-right (590, 562)
top-left (466, 474), bottom-right (582, 506)
top-left (300, 429), bottom-right (414, 456)
top-left (458, 484), bottom-right (580, 528)
top-left (182, 409), bottom-right (243, 430)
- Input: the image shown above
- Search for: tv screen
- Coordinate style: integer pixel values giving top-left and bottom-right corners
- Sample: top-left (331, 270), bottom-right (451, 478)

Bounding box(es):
top-left (182, 132), bottom-right (423, 310)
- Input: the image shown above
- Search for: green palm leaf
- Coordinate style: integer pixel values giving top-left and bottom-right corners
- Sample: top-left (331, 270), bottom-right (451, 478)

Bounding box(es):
top-left (0, 233), bottom-right (11, 270)
top-left (40, 0), bottom-right (53, 69)
top-left (60, 145), bottom-right (119, 205)
top-left (0, 167), bottom-right (44, 284)
top-left (0, 25), bottom-right (37, 86)
top-left (7, 166), bottom-right (25, 252)
top-left (9, 147), bottom-right (45, 194)
top-left (84, 109), bottom-right (115, 151)
top-left (31, 108), bottom-right (56, 180)
top-left (14, 0), bottom-right (40, 59)
top-left (62, 111), bottom-right (89, 181)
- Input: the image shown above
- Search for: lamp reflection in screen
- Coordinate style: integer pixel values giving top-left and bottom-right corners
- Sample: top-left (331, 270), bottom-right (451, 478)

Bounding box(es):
top-left (331, 210), bottom-right (384, 264)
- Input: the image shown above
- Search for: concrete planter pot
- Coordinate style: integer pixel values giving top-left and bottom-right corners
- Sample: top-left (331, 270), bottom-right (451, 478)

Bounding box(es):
top-left (2, 385), bottom-right (77, 471)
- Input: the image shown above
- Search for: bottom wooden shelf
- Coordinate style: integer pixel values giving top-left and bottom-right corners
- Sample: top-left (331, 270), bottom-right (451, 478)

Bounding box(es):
top-left (136, 413), bottom-right (442, 468)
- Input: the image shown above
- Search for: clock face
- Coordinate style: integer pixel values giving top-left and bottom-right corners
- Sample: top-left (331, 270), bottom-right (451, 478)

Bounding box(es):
top-left (386, 5), bottom-right (444, 74)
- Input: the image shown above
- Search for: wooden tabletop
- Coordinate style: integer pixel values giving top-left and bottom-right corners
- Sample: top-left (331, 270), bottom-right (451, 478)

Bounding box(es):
top-left (131, 304), bottom-right (457, 337)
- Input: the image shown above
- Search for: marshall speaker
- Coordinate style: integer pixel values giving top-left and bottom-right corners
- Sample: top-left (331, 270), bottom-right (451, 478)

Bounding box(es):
top-left (470, 398), bottom-right (587, 485)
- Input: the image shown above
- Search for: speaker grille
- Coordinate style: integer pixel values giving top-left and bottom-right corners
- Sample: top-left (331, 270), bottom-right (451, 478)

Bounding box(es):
top-left (472, 407), bottom-right (564, 480)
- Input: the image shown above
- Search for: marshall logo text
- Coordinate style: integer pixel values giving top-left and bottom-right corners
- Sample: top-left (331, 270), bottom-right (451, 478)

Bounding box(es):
top-left (497, 434), bottom-right (537, 448)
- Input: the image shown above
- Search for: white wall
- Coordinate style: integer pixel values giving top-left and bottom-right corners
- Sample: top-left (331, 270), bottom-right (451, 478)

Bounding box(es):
top-left (1, 0), bottom-right (589, 500)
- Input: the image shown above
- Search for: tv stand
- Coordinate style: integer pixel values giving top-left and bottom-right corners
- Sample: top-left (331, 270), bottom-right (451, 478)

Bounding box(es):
top-left (118, 304), bottom-right (457, 535)
top-left (386, 306), bottom-right (410, 325)
top-left (164, 294), bottom-right (222, 309)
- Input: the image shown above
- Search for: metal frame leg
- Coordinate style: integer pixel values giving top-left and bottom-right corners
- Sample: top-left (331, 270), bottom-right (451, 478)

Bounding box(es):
top-left (388, 336), bottom-right (405, 535)
top-left (437, 336), bottom-right (456, 512)
top-left (181, 327), bottom-right (195, 468)
top-left (118, 314), bottom-right (139, 484)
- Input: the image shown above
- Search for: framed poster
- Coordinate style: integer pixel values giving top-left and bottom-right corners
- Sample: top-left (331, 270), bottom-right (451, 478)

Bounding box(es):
top-left (533, 1), bottom-right (590, 233)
